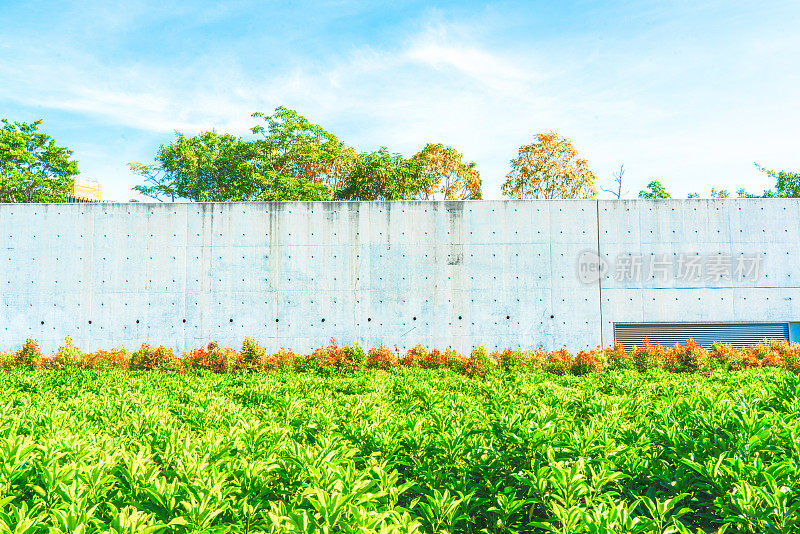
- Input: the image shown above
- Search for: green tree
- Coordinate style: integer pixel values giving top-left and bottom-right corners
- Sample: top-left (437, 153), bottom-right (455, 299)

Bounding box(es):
top-left (0, 119), bottom-right (78, 202)
top-left (687, 188), bottom-right (730, 198)
top-left (250, 106), bottom-right (356, 200)
top-left (130, 130), bottom-right (261, 201)
top-left (753, 163), bottom-right (800, 198)
top-left (710, 188), bottom-right (729, 198)
top-left (638, 180), bottom-right (671, 199)
top-left (334, 148), bottom-right (431, 200)
top-left (132, 108), bottom-right (360, 202)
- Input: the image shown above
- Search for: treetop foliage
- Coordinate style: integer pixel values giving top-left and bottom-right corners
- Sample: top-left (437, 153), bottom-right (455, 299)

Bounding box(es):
top-left (638, 180), bottom-right (671, 199)
top-left (130, 108), bottom-right (482, 203)
top-left (0, 119), bottom-right (78, 203)
top-left (411, 143), bottom-right (482, 200)
top-left (501, 132), bottom-right (597, 199)
top-left (5, 110), bottom-right (796, 204)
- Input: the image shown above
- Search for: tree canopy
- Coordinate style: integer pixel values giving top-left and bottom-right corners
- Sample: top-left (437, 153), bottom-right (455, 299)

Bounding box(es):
top-left (334, 148), bottom-right (431, 201)
top-left (501, 132), bottom-right (596, 199)
top-left (638, 180), bottom-right (671, 199)
top-left (749, 163), bottom-right (800, 198)
top-left (411, 143), bottom-right (481, 200)
top-left (131, 108), bottom-right (478, 203)
top-left (250, 107), bottom-right (357, 199)
top-left (0, 119), bottom-right (78, 203)
top-left (131, 130), bottom-right (261, 202)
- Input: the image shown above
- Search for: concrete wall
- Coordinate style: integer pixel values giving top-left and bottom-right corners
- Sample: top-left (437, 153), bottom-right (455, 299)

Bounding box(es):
top-left (0, 200), bottom-right (796, 354)
top-left (597, 199), bottom-right (800, 346)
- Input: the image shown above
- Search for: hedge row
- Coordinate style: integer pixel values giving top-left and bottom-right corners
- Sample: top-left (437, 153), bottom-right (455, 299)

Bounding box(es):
top-left (3, 336), bottom-right (800, 377)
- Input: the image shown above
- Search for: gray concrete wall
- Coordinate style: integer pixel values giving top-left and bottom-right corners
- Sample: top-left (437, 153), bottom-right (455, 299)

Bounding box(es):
top-left (0, 200), bottom-right (796, 354)
top-left (597, 199), bottom-right (800, 346)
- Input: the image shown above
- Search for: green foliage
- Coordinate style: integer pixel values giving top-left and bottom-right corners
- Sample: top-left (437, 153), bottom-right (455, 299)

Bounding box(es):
top-left (130, 130), bottom-right (261, 201)
top-left (334, 147), bottom-right (431, 200)
top-left (0, 368), bottom-right (797, 532)
top-left (240, 337), bottom-right (266, 372)
top-left (12, 339), bottom-right (42, 370)
top-left (688, 189), bottom-right (730, 199)
top-left (638, 180), bottom-right (671, 199)
top-left (131, 107), bottom-right (444, 202)
top-left (0, 119), bottom-right (78, 202)
top-left (128, 344), bottom-right (177, 371)
top-left (734, 164), bottom-right (800, 199)
top-left (710, 188), bottom-right (729, 198)
top-left (755, 163), bottom-right (800, 198)
top-left (250, 106), bottom-right (355, 201)
top-left (130, 108), bottom-right (357, 202)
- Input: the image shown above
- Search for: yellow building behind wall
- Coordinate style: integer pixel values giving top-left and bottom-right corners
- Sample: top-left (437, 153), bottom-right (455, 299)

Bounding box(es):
top-left (71, 179), bottom-right (103, 201)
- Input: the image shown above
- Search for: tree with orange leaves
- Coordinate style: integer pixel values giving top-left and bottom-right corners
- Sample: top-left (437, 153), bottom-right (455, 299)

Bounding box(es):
top-left (501, 132), bottom-right (596, 199)
top-left (411, 143), bottom-right (482, 200)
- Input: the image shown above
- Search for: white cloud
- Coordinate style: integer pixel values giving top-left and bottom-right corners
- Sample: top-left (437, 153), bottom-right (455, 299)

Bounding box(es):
top-left (1, 11), bottom-right (798, 200)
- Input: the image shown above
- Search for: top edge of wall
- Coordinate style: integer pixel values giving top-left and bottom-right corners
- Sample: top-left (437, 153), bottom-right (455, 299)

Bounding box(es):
top-left (1, 198), bottom-right (797, 206)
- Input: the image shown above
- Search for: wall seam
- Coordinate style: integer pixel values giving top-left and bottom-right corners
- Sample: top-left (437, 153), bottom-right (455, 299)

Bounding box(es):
top-left (596, 200), bottom-right (604, 347)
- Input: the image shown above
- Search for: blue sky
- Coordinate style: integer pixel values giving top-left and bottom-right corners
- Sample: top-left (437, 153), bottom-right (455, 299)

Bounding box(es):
top-left (1, 0), bottom-right (798, 200)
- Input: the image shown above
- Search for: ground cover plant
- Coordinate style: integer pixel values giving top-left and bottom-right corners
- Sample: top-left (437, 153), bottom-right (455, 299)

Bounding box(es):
top-left (0, 339), bottom-right (798, 533)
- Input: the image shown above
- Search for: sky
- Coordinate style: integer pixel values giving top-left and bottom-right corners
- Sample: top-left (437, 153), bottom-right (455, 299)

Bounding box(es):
top-left (1, 0), bottom-right (798, 201)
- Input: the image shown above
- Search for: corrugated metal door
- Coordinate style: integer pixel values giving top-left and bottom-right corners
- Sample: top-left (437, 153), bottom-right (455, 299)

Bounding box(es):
top-left (613, 322), bottom-right (789, 349)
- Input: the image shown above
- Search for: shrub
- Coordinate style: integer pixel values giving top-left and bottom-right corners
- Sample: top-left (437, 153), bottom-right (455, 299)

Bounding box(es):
top-left (299, 339), bottom-right (365, 373)
top-left (185, 341), bottom-right (237, 373)
top-left (13, 339), bottom-right (43, 370)
top-left (45, 336), bottom-right (84, 370)
top-left (339, 343), bottom-right (368, 370)
top-left (5, 337), bottom-right (800, 378)
top-left (604, 342), bottom-right (631, 370)
top-left (630, 339), bottom-right (666, 373)
top-left (666, 339), bottom-right (711, 374)
top-left (403, 344), bottom-right (429, 367)
top-left (366, 343), bottom-right (399, 370)
top-left (544, 348), bottom-right (573, 376)
top-left (420, 348), bottom-right (446, 370)
top-left (709, 342), bottom-right (739, 370)
top-left (129, 344), bottom-right (177, 371)
top-left (240, 337), bottom-right (266, 372)
top-left (571, 349), bottom-right (603, 376)
top-left (442, 349), bottom-right (467, 374)
top-left (263, 348), bottom-right (296, 371)
top-left (493, 348), bottom-right (529, 371)
top-left (83, 348), bottom-right (129, 370)
top-left (464, 345), bottom-right (497, 377)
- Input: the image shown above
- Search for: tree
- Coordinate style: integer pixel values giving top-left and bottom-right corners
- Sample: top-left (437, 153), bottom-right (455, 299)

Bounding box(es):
top-left (411, 143), bottom-right (481, 200)
top-left (131, 130), bottom-right (262, 201)
top-left (754, 163), bottom-right (800, 198)
top-left (250, 107), bottom-right (357, 199)
top-left (638, 180), bottom-right (671, 199)
top-left (736, 163), bottom-right (800, 198)
top-left (334, 148), bottom-right (431, 201)
top-left (687, 188), bottom-right (729, 198)
top-left (601, 164), bottom-right (627, 199)
top-left (132, 108), bottom-right (357, 202)
top-left (0, 119), bottom-right (78, 202)
top-left (501, 132), bottom-right (596, 199)
top-left (710, 188), bottom-right (729, 198)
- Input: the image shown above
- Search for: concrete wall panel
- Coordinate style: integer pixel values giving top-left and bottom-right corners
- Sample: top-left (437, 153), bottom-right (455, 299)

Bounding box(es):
top-left (2, 200), bottom-right (799, 354)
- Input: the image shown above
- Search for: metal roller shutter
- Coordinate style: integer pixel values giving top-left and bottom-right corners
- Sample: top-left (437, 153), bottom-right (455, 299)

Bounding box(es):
top-left (613, 322), bottom-right (789, 349)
